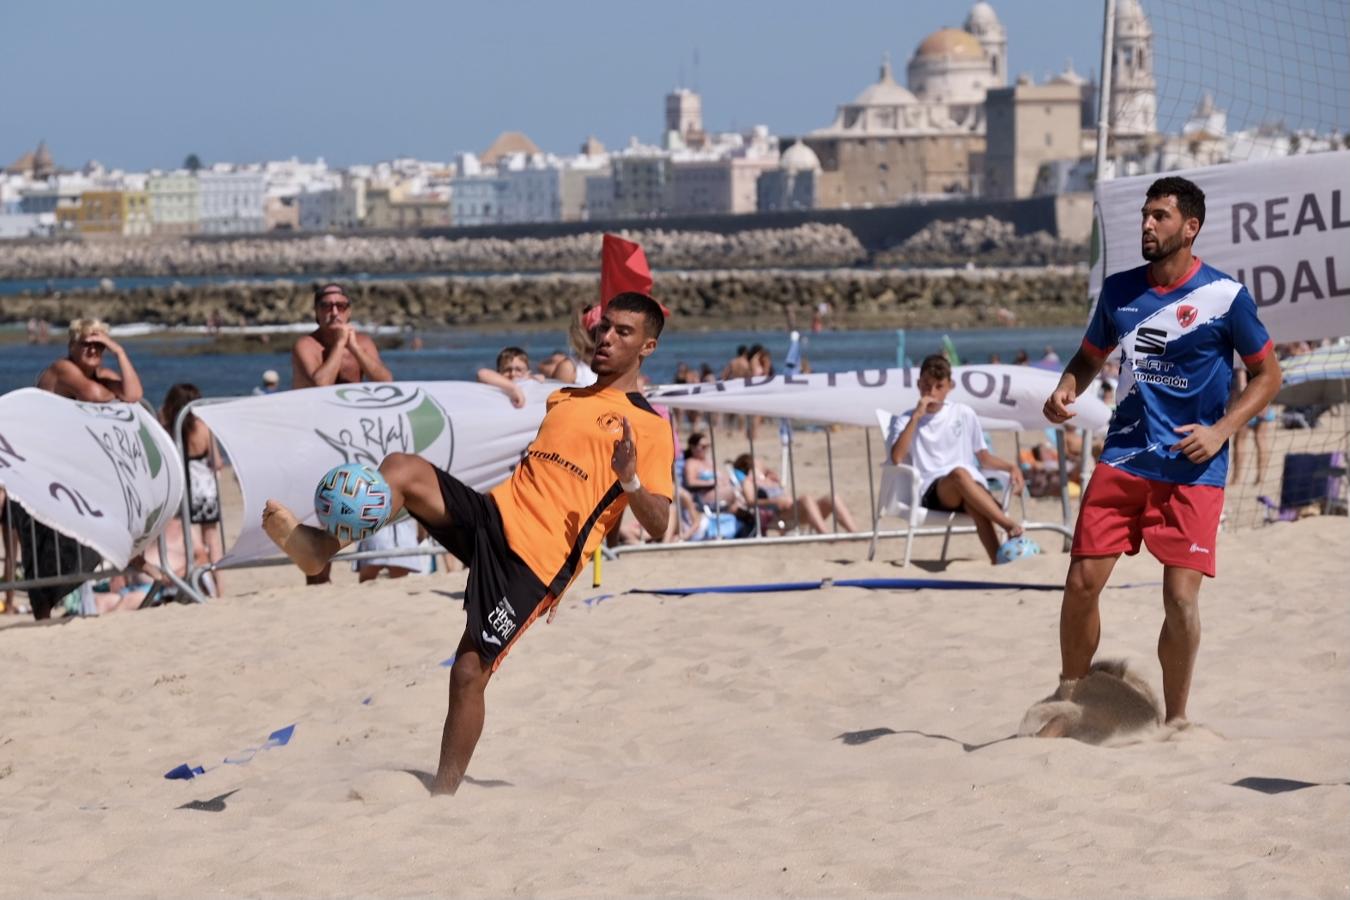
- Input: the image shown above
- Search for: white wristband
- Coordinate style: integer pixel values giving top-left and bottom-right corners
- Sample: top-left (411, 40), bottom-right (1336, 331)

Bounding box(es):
top-left (621, 474), bottom-right (641, 493)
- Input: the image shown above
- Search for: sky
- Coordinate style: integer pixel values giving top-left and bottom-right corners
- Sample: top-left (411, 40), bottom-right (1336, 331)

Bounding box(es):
top-left (2, 0), bottom-right (1345, 172)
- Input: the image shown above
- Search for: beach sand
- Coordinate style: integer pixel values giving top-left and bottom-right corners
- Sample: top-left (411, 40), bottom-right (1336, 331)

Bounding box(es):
top-left (1, 428), bottom-right (1347, 896)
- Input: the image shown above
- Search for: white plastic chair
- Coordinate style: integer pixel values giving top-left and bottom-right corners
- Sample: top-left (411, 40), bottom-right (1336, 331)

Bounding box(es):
top-left (869, 409), bottom-right (1013, 566)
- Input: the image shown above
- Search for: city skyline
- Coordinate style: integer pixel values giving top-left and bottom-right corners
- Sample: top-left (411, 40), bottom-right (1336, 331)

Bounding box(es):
top-left (3, 0), bottom-right (1109, 171)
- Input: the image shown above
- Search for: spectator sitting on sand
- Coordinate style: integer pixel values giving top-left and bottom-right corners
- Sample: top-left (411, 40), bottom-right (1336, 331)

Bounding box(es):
top-left (731, 453), bottom-right (857, 536)
top-left (682, 432), bottom-right (740, 510)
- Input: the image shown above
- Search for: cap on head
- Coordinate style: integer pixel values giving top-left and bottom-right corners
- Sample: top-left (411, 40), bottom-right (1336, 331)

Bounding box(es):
top-left (314, 283), bottom-right (349, 304)
top-left (262, 369), bottom-right (280, 385)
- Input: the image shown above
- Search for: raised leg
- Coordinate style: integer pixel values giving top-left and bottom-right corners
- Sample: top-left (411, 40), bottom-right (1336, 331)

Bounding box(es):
top-left (432, 630), bottom-right (493, 796)
top-left (794, 496), bottom-right (830, 534)
top-left (263, 452), bottom-right (450, 576)
top-left (934, 468), bottom-right (1020, 536)
top-left (1059, 555), bottom-right (1119, 680)
top-left (1158, 565), bottom-right (1204, 724)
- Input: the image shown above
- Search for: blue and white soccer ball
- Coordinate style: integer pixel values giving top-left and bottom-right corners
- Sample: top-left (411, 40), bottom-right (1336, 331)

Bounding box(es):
top-left (996, 535), bottom-right (1042, 565)
top-left (314, 463), bottom-right (392, 542)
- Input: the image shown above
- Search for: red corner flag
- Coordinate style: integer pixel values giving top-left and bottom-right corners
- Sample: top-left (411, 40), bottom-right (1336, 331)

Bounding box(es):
top-left (600, 233), bottom-right (653, 305)
top-left (585, 234), bottom-right (669, 330)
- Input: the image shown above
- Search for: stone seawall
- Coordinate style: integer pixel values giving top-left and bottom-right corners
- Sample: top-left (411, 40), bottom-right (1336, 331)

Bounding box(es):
top-left (3, 267), bottom-right (1090, 330)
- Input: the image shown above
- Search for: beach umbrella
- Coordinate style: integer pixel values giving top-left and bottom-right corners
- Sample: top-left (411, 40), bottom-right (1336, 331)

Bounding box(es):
top-left (1275, 344), bottom-right (1350, 407)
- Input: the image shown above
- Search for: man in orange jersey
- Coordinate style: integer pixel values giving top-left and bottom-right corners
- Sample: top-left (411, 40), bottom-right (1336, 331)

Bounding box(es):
top-left (261, 292), bottom-right (674, 795)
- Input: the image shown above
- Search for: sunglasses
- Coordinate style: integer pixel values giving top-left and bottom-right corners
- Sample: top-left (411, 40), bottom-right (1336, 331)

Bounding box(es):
top-left (77, 340), bottom-right (105, 352)
top-left (316, 300), bottom-right (351, 312)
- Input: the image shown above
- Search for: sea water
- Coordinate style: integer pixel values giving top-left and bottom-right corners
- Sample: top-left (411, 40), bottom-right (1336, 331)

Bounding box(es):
top-left (0, 324), bottom-right (1082, 403)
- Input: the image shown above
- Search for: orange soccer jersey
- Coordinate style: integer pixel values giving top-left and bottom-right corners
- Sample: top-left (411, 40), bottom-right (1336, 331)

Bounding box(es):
top-left (490, 386), bottom-right (674, 595)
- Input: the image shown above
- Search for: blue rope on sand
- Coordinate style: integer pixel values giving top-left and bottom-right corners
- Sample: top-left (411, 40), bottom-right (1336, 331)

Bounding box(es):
top-left (633, 578), bottom-right (1063, 596)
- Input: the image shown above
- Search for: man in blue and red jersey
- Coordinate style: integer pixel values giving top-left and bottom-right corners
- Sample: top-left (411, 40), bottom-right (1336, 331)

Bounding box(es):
top-left (1041, 176), bottom-right (1281, 727)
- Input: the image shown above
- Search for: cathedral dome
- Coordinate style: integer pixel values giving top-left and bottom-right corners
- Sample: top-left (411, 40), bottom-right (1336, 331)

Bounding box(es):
top-left (965, 2), bottom-right (1000, 32)
top-left (853, 59), bottom-right (917, 105)
top-left (914, 28), bottom-right (985, 61)
top-left (779, 141), bottom-right (821, 172)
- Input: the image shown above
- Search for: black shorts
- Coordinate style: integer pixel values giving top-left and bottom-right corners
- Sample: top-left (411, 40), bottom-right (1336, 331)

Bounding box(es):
top-left (411, 469), bottom-right (552, 670)
top-left (921, 480), bottom-right (966, 513)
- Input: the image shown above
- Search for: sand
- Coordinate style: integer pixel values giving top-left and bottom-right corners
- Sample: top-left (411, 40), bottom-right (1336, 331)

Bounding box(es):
top-left (2, 427), bottom-right (1347, 896)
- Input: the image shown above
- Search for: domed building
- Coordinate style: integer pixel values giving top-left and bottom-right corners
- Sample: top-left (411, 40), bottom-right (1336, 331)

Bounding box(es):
top-left (758, 141), bottom-right (820, 212)
top-left (804, 3), bottom-right (1009, 207)
top-left (907, 28), bottom-right (997, 106)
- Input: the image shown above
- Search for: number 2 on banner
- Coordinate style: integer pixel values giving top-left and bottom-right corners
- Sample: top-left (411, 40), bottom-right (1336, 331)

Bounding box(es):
top-left (49, 482), bottom-right (104, 518)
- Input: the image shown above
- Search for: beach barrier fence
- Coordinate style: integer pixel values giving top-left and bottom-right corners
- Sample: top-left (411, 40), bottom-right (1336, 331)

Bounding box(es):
top-left (609, 421), bottom-right (1080, 560)
top-left (0, 397), bottom-right (200, 615)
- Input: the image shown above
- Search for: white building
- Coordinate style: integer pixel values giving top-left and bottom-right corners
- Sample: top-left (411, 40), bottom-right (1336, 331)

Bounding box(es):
top-left (146, 170), bottom-right (199, 235)
top-left (452, 170), bottom-right (508, 226)
top-left (757, 141), bottom-right (821, 211)
top-left (1110, 0), bottom-right (1158, 139)
top-left (664, 88), bottom-right (705, 150)
top-left (297, 178), bottom-right (366, 231)
top-left (198, 167), bottom-right (265, 234)
top-left (498, 154), bottom-right (563, 224)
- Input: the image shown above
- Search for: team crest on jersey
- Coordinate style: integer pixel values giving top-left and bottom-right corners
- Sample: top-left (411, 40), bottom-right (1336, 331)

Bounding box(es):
top-left (1176, 304), bottom-right (1198, 328)
top-left (596, 412), bottom-right (624, 433)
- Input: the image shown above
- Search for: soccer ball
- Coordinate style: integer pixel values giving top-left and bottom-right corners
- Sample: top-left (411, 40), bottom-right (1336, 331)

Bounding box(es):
top-left (313, 463), bottom-right (392, 542)
top-left (996, 535), bottom-right (1042, 565)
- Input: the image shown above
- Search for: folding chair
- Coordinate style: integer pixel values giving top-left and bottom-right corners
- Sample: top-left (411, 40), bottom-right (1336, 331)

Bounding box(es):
top-left (868, 409), bottom-right (1014, 566)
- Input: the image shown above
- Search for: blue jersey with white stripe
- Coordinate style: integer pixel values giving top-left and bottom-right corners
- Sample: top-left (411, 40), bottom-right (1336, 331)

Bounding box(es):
top-left (1084, 259), bottom-right (1272, 487)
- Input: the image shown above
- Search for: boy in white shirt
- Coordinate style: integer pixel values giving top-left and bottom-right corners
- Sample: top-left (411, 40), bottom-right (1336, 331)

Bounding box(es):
top-left (886, 354), bottom-right (1025, 564)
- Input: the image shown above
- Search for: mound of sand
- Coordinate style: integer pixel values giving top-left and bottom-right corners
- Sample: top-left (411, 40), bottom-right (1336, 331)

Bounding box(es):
top-left (1018, 659), bottom-right (1164, 744)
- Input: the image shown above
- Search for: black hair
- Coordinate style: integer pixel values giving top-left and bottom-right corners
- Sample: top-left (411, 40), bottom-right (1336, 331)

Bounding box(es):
top-left (314, 282), bottom-right (349, 304)
top-left (161, 383), bottom-right (202, 433)
top-left (605, 291), bottom-right (665, 339)
top-left (919, 353), bottom-right (952, 382)
top-left (1146, 176), bottom-right (1206, 229)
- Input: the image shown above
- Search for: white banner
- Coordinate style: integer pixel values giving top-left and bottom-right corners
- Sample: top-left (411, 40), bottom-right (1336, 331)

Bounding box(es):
top-left (0, 389), bottom-right (184, 569)
top-left (1091, 151), bottom-right (1350, 343)
top-left (195, 380), bottom-right (553, 564)
top-left (649, 365), bottom-right (1110, 432)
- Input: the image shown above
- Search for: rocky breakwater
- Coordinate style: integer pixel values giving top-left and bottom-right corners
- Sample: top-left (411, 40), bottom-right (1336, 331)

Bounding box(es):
top-left (0, 223), bottom-right (866, 279)
top-left (875, 216), bottom-right (1087, 268)
top-left (4, 267), bottom-right (1089, 330)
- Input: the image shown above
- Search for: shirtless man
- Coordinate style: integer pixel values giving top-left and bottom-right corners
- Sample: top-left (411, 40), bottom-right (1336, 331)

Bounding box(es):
top-left (292, 283), bottom-right (393, 584)
top-left (21, 318), bottom-right (142, 618)
top-left (37, 318), bottom-right (144, 404)
top-left (292, 283), bottom-right (393, 389)
top-left (261, 292), bottom-right (674, 795)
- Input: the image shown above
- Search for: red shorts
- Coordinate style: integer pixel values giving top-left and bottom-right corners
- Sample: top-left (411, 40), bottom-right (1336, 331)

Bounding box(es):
top-left (1071, 463), bottom-right (1223, 577)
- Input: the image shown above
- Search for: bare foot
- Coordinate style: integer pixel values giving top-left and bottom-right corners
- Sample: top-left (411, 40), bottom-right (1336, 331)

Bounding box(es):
top-left (429, 771), bottom-right (462, 797)
top-left (262, 499), bottom-right (340, 576)
top-left (1036, 714), bottom-right (1073, 738)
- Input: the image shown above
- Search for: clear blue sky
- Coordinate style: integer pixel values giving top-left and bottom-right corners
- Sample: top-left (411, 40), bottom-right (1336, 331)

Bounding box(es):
top-left (2, 0), bottom-right (1344, 172)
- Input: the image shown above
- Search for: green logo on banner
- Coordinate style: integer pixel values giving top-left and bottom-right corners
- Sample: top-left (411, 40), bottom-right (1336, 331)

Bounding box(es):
top-left (408, 394), bottom-right (446, 454)
top-left (138, 423), bottom-right (163, 478)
